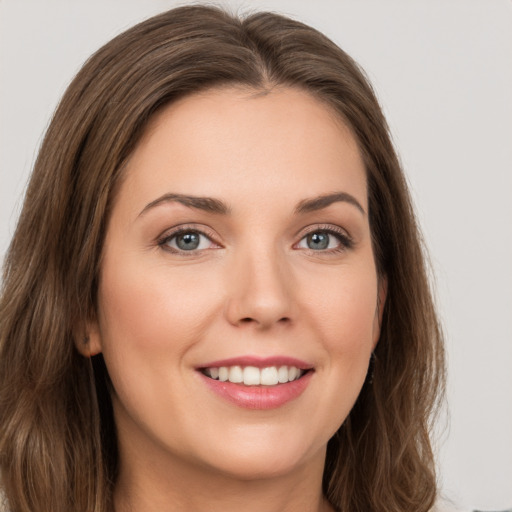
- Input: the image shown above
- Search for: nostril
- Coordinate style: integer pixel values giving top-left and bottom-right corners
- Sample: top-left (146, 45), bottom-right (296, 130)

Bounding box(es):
top-left (237, 316), bottom-right (290, 326)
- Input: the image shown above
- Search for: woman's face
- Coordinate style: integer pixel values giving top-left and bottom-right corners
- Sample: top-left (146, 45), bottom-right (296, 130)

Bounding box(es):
top-left (87, 87), bottom-right (385, 481)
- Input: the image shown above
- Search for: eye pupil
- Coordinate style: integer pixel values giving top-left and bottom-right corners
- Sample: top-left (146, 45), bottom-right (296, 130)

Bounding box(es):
top-left (307, 232), bottom-right (329, 250)
top-left (176, 232), bottom-right (200, 250)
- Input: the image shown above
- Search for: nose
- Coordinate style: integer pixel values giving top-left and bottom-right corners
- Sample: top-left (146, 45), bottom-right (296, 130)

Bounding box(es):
top-left (224, 246), bottom-right (295, 330)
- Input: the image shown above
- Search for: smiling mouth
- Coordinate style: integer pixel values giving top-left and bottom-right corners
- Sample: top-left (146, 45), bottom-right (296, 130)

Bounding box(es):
top-left (200, 365), bottom-right (310, 386)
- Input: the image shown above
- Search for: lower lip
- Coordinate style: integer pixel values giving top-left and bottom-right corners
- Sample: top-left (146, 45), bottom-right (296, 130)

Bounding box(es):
top-left (199, 372), bottom-right (313, 410)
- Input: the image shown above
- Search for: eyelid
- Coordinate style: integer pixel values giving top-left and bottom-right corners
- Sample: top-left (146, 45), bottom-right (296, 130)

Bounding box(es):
top-left (156, 223), bottom-right (221, 252)
top-left (297, 223), bottom-right (352, 239)
top-left (294, 224), bottom-right (354, 251)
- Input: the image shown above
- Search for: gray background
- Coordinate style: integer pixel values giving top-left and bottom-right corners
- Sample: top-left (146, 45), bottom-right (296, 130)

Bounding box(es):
top-left (1, 1), bottom-right (511, 509)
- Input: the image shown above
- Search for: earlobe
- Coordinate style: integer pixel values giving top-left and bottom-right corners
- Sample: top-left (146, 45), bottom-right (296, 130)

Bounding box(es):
top-left (372, 276), bottom-right (388, 349)
top-left (74, 321), bottom-right (102, 357)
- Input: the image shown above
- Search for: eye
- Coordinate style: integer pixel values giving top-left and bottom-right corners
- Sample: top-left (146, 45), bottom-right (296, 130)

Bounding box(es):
top-left (296, 228), bottom-right (352, 252)
top-left (159, 228), bottom-right (217, 253)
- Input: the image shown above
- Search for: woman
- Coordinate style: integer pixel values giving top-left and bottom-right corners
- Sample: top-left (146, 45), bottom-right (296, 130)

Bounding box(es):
top-left (0, 5), bottom-right (447, 512)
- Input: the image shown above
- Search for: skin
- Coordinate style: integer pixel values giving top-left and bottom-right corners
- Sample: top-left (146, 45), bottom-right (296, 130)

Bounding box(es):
top-left (84, 86), bottom-right (386, 512)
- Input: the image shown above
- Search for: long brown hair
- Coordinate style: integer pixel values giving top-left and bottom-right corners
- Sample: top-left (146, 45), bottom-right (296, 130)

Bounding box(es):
top-left (0, 6), bottom-right (445, 511)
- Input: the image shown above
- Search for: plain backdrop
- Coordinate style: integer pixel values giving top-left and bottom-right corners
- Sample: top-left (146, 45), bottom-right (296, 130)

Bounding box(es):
top-left (1, 1), bottom-right (511, 510)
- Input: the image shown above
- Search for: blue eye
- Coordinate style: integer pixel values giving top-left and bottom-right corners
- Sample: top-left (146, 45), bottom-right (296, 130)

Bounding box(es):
top-left (161, 230), bottom-right (214, 252)
top-left (297, 229), bottom-right (351, 251)
top-left (305, 232), bottom-right (331, 250)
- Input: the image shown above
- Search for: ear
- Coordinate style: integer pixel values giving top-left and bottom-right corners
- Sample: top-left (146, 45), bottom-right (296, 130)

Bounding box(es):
top-left (74, 317), bottom-right (103, 358)
top-left (372, 275), bottom-right (388, 349)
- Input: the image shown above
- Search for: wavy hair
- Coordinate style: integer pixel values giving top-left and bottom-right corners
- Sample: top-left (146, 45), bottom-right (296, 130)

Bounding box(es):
top-left (0, 6), bottom-right (445, 511)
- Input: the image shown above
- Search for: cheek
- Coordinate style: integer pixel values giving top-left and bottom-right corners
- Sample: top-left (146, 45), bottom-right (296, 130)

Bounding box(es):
top-left (291, 263), bottom-right (379, 443)
top-left (95, 258), bottom-right (223, 425)
top-left (303, 264), bottom-right (379, 354)
top-left (97, 258), bottom-right (221, 355)
top-left (300, 261), bottom-right (378, 423)
top-left (94, 264), bottom-right (223, 435)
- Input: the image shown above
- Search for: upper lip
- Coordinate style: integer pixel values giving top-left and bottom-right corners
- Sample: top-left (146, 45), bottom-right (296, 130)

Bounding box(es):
top-left (197, 355), bottom-right (313, 370)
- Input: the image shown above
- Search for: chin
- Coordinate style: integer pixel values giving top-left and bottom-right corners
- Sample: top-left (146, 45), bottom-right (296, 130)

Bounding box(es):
top-left (188, 424), bottom-right (329, 482)
top-left (201, 446), bottom-right (318, 482)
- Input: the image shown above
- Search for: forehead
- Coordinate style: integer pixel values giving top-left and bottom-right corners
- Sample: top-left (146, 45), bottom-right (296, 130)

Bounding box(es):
top-left (119, 86), bottom-right (367, 213)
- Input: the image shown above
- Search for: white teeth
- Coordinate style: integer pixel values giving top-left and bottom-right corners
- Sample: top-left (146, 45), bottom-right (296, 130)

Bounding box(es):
top-left (243, 366), bottom-right (260, 385)
top-left (204, 365), bottom-right (305, 386)
top-left (229, 366), bottom-right (243, 383)
top-left (277, 365), bottom-right (289, 383)
top-left (288, 366), bottom-right (299, 381)
top-left (218, 367), bottom-right (229, 382)
top-left (260, 366), bottom-right (279, 386)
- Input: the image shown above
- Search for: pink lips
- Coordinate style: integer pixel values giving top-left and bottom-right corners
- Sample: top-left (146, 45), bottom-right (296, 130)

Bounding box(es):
top-left (197, 356), bottom-right (314, 410)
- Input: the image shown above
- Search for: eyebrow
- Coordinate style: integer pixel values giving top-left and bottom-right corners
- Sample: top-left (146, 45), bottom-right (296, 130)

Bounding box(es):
top-left (138, 191), bottom-right (365, 218)
top-left (295, 192), bottom-right (366, 215)
top-left (138, 193), bottom-right (230, 217)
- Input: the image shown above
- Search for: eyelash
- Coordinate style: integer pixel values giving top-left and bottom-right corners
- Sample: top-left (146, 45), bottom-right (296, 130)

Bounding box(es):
top-left (157, 224), bottom-right (353, 255)
top-left (157, 225), bottom-right (220, 254)
top-left (296, 224), bottom-right (354, 254)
